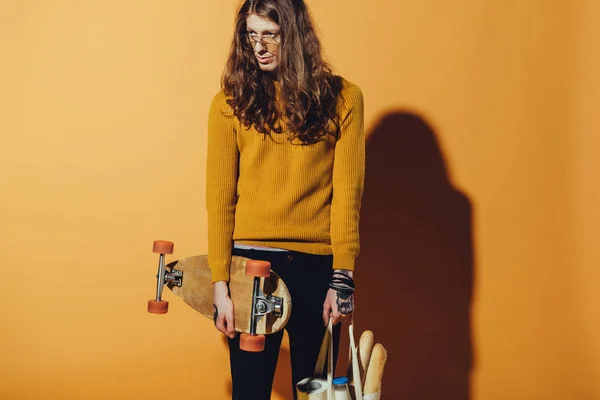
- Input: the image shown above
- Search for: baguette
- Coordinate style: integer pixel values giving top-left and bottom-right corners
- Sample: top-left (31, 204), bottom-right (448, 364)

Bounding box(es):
top-left (358, 330), bottom-right (374, 383)
top-left (363, 343), bottom-right (387, 395)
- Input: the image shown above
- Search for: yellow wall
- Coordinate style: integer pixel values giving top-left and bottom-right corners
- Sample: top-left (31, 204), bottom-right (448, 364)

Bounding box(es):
top-left (1, 1), bottom-right (597, 399)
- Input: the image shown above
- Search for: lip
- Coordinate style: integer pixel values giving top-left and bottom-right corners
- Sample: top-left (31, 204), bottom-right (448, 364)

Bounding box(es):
top-left (257, 57), bottom-right (273, 64)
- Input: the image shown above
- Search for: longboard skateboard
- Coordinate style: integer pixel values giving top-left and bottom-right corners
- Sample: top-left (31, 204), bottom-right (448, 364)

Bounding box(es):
top-left (147, 240), bottom-right (291, 352)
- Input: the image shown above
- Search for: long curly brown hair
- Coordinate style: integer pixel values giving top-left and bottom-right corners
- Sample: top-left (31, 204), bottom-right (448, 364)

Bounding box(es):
top-left (222, 0), bottom-right (343, 144)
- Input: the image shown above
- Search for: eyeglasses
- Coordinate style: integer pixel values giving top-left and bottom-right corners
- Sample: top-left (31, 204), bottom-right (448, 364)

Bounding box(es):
top-left (243, 34), bottom-right (280, 54)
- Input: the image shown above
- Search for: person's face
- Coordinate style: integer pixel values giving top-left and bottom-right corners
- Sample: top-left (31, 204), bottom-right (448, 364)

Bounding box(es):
top-left (245, 14), bottom-right (281, 74)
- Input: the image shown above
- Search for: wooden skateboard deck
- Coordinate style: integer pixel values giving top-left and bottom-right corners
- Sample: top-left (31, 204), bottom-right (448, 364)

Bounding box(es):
top-left (164, 254), bottom-right (291, 335)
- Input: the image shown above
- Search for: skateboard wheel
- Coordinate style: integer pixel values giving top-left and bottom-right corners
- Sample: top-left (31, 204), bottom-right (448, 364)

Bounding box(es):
top-left (148, 299), bottom-right (169, 314)
top-left (153, 240), bottom-right (174, 254)
top-left (245, 260), bottom-right (271, 278)
top-left (240, 333), bottom-right (266, 352)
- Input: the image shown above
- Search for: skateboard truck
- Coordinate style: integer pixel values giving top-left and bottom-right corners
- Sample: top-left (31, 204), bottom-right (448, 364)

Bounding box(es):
top-left (148, 240), bottom-right (175, 314)
top-left (254, 291), bottom-right (283, 318)
top-left (164, 266), bottom-right (183, 288)
top-left (241, 260), bottom-right (274, 352)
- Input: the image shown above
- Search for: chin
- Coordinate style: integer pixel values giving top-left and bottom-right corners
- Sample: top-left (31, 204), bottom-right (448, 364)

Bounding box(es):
top-left (258, 64), bottom-right (278, 72)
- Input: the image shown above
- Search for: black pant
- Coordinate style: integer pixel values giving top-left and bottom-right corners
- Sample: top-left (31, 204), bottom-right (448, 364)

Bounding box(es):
top-left (229, 247), bottom-right (341, 400)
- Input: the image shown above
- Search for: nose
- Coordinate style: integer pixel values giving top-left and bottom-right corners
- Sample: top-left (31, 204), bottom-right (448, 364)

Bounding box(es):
top-left (253, 40), bottom-right (266, 54)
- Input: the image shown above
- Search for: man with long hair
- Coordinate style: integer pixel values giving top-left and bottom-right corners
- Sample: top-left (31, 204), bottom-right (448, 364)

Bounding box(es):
top-left (206, 0), bottom-right (364, 398)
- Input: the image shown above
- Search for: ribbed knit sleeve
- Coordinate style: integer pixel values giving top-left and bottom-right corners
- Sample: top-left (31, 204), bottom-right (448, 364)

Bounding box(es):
top-left (330, 84), bottom-right (365, 271)
top-left (206, 91), bottom-right (239, 283)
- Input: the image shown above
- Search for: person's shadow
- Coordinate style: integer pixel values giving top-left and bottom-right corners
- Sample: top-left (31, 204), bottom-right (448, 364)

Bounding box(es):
top-left (349, 111), bottom-right (475, 399)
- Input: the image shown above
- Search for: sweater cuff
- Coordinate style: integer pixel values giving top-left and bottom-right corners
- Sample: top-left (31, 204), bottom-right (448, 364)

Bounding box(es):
top-left (332, 252), bottom-right (356, 272)
top-left (210, 262), bottom-right (230, 283)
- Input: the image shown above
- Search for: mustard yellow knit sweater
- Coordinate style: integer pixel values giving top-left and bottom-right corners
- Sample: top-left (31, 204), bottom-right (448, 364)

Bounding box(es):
top-left (206, 79), bottom-right (364, 283)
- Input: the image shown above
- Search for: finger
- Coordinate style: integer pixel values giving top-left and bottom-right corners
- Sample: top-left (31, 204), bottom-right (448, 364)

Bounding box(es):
top-left (226, 310), bottom-right (235, 338)
top-left (322, 302), bottom-right (331, 326)
top-left (332, 311), bottom-right (342, 326)
top-left (215, 314), bottom-right (226, 334)
top-left (339, 313), bottom-right (351, 325)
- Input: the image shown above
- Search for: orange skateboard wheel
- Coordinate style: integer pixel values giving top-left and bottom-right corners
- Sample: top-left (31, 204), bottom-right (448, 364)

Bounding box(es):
top-left (153, 240), bottom-right (174, 254)
top-left (240, 333), bottom-right (266, 352)
top-left (245, 260), bottom-right (271, 278)
top-left (148, 299), bottom-right (169, 314)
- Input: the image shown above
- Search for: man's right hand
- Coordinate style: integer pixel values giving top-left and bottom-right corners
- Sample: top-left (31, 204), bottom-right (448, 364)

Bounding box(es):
top-left (213, 281), bottom-right (236, 339)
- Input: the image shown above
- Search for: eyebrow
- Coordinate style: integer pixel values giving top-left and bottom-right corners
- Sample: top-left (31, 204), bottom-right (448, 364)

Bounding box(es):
top-left (246, 27), bottom-right (280, 34)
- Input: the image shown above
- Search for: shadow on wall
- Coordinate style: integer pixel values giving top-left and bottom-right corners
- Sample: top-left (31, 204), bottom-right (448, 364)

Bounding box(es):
top-left (353, 111), bottom-right (474, 400)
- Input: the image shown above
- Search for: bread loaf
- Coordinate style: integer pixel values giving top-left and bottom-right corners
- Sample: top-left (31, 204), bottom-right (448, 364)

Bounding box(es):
top-left (358, 330), bottom-right (374, 382)
top-left (363, 343), bottom-right (387, 395)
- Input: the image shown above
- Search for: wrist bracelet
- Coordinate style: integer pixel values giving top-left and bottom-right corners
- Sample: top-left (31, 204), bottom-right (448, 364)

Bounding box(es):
top-left (330, 271), bottom-right (355, 294)
top-left (329, 282), bottom-right (355, 295)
